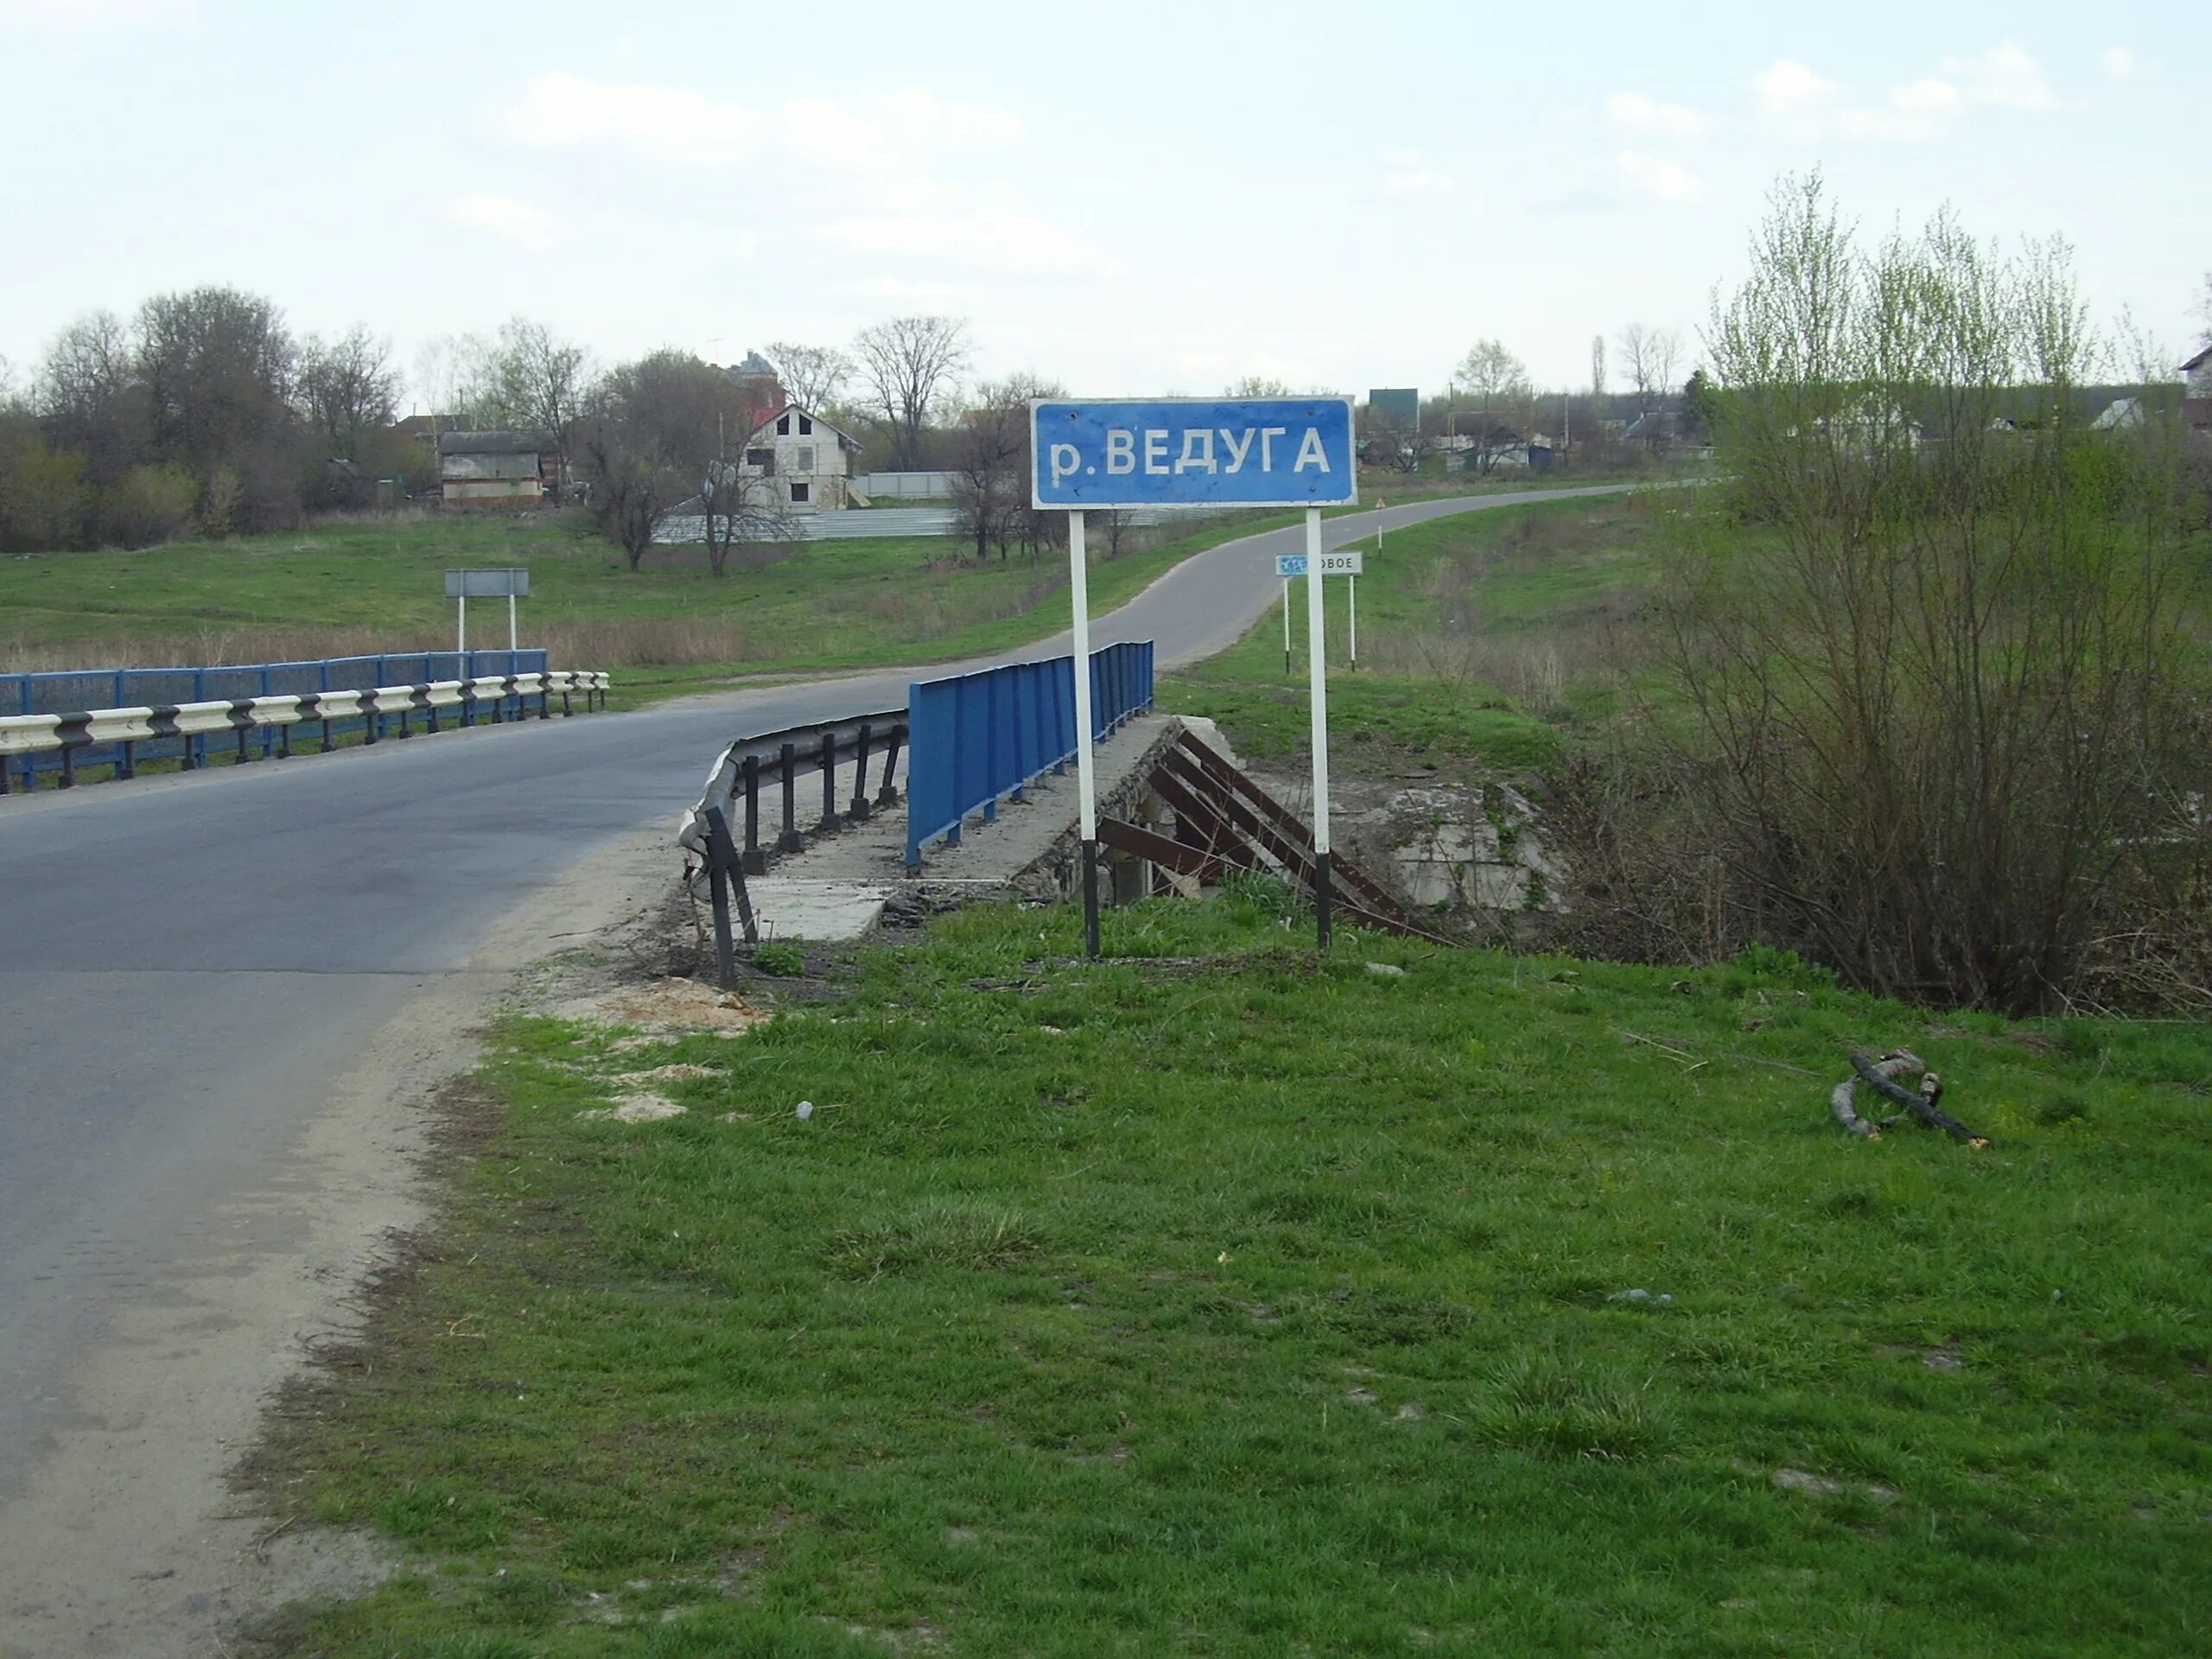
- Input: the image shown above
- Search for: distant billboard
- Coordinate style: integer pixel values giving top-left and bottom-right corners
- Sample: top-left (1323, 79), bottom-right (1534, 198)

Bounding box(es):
top-left (1367, 387), bottom-right (1420, 426)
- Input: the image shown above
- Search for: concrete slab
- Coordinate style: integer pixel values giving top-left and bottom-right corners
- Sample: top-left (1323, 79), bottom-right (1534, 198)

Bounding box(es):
top-left (743, 877), bottom-right (893, 942)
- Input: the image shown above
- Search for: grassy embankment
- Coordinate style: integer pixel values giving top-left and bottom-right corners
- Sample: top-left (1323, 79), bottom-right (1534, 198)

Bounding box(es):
top-left (0, 510), bottom-right (1297, 707)
top-left (0, 473), bottom-right (1651, 708)
top-left (255, 895), bottom-right (2212, 1656)
top-left (1160, 493), bottom-right (1661, 775)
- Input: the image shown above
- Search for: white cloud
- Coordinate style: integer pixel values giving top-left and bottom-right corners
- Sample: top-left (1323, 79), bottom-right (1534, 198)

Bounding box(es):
top-left (817, 208), bottom-right (1094, 274)
top-left (1378, 149), bottom-right (1456, 199)
top-left (842, 276), bottom-right (982, 308)
top-left (503, 73), bottom-right (769, 166)
top-left (499, 73), bottom-right (1023, 175)
top-left (2098, 46), bottom-right (2145, 81)
top-left (0, 0), bottom-right (190, 28)
top-left (1942, 41), bottom-right (2055, 111)
top-left (1753, 60), bottom-right (1840, 117)
top-left (784, 90), bottom-right (1023, 174)
top-left (1605, 92), bottom-right (1715, 138)
top-left (1752, 41), bottom-right (2055, 144)
top-left (443, 194), bottom-right (563, 251)
top-left (1618, 150), bottom-right (1706, 204)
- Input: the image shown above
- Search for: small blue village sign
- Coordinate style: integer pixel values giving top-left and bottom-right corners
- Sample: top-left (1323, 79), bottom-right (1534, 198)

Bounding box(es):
top-left (1029, 397), bottom-right (1358, 510)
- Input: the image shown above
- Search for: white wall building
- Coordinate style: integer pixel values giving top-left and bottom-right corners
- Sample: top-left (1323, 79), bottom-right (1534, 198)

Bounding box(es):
top-left (740, 404), bottom-right (866, 512)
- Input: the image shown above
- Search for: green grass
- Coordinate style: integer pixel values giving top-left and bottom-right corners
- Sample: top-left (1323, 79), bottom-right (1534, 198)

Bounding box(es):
top-left (257, 899), bottom-right (2212, 1656)
top-left (1160, 494), bottom-right (1660, 773)
top-left (0, 510), bottom-right (1298, 698)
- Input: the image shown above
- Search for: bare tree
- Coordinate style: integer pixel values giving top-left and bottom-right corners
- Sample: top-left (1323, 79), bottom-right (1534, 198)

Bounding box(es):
top-left (1590, 334), bottom-right (1607, 410)
top-left (296, 326), bottom-right (398, 458)
top-left (950, 372), bottom-right (1063, 561)
top-left (1224, 374), bottom-right (1292, 397)
top-left (412, 334), bottom-right (499, 428)
top-left (133, 286), bottom-right (301, 531)
top-left (852, 315), bottom-right (969, 472)
top-left (1452, 339), bottom-right (1534, 474)
top-left (696, 455), bottom-right (793, 578)
top-left (582, 349), bottom-right (788, 575)
top-left (1362, 409), bottom-right (1431, 473)
top-left (38, 310), bottom-right (142, 486)
top-left (492, 318), bottom-right (594, 473)
top-left (766, 341), bottom-right (853, 414)
top-left (1618, 322), bottom-right (1682, 443)
top-left (579, 351), bottom-right (709, 572)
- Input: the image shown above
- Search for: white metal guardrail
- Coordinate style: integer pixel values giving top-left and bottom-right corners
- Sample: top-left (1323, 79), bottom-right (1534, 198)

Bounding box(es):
top-left (0, 671), bottom-right (611, 791)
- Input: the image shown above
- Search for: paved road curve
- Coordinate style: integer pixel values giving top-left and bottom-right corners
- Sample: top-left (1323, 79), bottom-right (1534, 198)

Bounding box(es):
top-left (0, 486), bottom-right (1620, 1508)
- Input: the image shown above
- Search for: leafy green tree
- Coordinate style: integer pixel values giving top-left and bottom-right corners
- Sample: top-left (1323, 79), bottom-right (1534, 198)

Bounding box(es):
top-left (0, 434), bottom-right (88, 551)
top-left (1680, 367), bottom-right (1723, 439)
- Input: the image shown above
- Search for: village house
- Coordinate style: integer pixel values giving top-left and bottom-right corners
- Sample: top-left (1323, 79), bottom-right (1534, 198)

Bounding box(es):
top-left (437, 430), bottom-right (556, 508)
top-left (737, 401), bottom-right (866, 512)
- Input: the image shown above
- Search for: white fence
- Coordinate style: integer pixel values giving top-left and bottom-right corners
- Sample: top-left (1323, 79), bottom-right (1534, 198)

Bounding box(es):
top-left (853, 471), bottom-right (956, 499)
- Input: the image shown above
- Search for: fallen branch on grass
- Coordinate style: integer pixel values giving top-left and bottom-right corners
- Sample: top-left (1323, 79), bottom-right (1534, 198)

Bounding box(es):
top-left (1830, 1048), bottom-right (1988, 1146)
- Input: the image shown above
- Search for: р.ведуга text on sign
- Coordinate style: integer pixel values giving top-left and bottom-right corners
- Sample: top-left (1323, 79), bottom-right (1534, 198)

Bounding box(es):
top-left (1028, 397), bottom-right (1357, 509)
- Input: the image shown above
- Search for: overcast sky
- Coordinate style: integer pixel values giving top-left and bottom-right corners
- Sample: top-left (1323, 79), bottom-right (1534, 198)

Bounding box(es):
top-left (0, 0), bottom-right (2200, 408)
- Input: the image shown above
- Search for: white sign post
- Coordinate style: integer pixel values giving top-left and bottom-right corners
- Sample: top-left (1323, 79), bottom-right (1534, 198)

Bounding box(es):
top-left (1067, 510), bottom-right (1101, 957)
top-left (1271, 547), bottom-right (1363, 944)
top-left (1281, 578), bottom-right (1293, 676)
top-left (1033, 396), bottom-right (1357, 956)
top-left (1303, 509), bottom-right (1334, 944)
top-left (444, 568), bottom-right (530, 660)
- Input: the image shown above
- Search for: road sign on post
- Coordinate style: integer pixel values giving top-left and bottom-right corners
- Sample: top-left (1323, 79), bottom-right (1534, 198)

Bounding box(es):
top-left (444, 569), bottom-right (530, 657)
top-left (1033, 397), bottom-right (1357, 954)
top-left (1030, 397), bottom-right (1357, 510)
top-left (1273, 550), bottom-right (1363, 578)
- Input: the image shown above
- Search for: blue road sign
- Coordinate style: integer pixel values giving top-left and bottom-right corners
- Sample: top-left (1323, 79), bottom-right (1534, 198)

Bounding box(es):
top-left (1031, 397), bottom-right (1357, 510)
top-left (1274, 550), bottom-right (1363, 579)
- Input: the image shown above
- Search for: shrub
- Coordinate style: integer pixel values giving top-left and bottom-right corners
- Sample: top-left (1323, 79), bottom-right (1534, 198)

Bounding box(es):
top-left (1625, 175), bottom-right (2210, 1014)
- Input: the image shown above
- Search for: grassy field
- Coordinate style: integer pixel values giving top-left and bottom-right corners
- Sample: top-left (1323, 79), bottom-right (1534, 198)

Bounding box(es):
top-left (255, 896), bottom-right (2212, 1656)
top-left (0, 474), bottom-right (1657, 708)
top-left (0, 509), bottom-right (1296, 703)
top-left (1160, 493), bottom-right (1662, 774)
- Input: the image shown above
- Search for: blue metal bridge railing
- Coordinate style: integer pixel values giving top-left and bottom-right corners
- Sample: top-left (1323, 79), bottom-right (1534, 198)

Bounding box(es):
top-left (905, 640), bottom-right (1154, 868)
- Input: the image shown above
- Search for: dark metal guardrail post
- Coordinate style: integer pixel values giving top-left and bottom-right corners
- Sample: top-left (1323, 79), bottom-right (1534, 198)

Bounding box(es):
top-left (702, 805), bottom-right (760, 988)
top-left (778, 741), bottom-right (804, 853)
top-left (876, 727), bottom-right (903, 806)
top-left (59, 745), bottom-right (75, 789)
top-left (741, 754), bottom-right (766, 873)
top-left (815, 729), bottom-right (841, 833)
top-left (849, 723), bottom-right (875, 820)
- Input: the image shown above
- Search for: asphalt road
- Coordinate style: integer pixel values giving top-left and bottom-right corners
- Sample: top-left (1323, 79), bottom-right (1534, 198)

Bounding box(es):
top-left (0, 486), bottom-right (1623, 1503)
